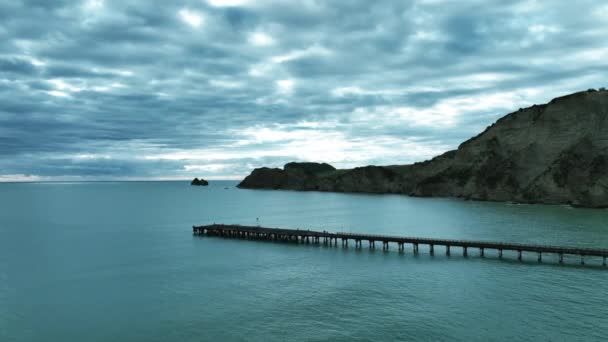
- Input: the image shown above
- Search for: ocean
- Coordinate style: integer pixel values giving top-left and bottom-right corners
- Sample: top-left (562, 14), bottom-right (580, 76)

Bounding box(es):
top-left (1, 181), bottom-right (607, 341)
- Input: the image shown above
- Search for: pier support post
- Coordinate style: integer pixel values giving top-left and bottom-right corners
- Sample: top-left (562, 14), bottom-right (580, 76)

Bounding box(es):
top-left (430, 244), bottom-right (434, 256)
top-left (603, 256), bottom-right (606, 267)
top-left (398, 243), bottom-right (404, 253)
top-left (383, 241), bottom-right (389, 251)
top-left (537, 252), bottom-right (542, 263)
top-left (581, 255), bottom-right (585, 265)
top-left (518, 250), bottom-right (522, 261)
top-left (463, 247), bottom-right (468, 257)
top-left (414, 243), bottom-right (419, 254)
top-left (480, 248), bottom-right (484, 257)
top-left (559, 253), bottom-right (563, 264)
top-left (499, 249), bottom-right (503, 258)
top-left (369, 240), bottom-right (375, 249)
top-left (446, 245), bottom-right (450, 256)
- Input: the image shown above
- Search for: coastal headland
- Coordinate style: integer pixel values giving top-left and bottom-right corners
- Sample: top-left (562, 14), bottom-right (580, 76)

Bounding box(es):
top-left (238, 89), bottom-right (608, 208)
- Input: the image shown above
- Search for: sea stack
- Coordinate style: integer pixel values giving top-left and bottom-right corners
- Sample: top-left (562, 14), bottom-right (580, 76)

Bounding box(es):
top-left (191, 178), bottom-right (209, 186)
top-left (238, 89), bottom-right (608, 208)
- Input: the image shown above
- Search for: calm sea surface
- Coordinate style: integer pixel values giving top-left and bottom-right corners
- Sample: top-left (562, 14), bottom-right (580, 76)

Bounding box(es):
top-left (1, 181), bottom-right (608, 341)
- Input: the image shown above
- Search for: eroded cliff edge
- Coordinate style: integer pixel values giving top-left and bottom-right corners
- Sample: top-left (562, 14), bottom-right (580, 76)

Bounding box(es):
top-left (238, 89), bottom-right (608, 208)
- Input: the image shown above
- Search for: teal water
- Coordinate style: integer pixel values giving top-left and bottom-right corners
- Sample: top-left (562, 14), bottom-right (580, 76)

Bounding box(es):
top-left (1, 181), bottom-right (607, 341)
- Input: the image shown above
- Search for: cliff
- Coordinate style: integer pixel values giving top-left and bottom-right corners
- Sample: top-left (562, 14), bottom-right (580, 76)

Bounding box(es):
top-left (238, 89), bottom-right (608, 208)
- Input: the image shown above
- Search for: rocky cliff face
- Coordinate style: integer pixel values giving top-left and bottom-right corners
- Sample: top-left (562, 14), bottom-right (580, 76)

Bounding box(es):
top-left (238, 89), bottom-right (608, 208)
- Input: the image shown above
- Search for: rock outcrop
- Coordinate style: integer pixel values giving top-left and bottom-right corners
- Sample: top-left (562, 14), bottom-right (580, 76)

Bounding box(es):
top-left (238, 89), bottom-right (608, 208)
top-left (191, 178), bottom-right (209, 186)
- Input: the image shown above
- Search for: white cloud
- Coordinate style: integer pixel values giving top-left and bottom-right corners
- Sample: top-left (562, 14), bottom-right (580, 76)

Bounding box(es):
top-left (271, 45), bottom-right (331, 63)
top-left (47, 90), bottom-right (70, 98)
top-left (572, 47), bottom-right (608, 63)
top-left (276, 79), bottom-right (295, 94)
top-left (26, 56), bottom-right (46, 67)
top-left (346, 90), bottom-right (536, 128)
top-left (209, 79), bottom-right (244, 88)
top-left (184, 164), bottom-right (230, 172)
top-left (248, 45), bottom-right (331, 77)
top-left (143, 121), bottom-right (450, 172)
top-left (48, 79), bottom-right (82, 92)
top-left (248, 63), bottom-right (272, 77)
top-left (248, 32), bottom-right (276, 46)
top-left (207, 0), bottom-right (251, 7)
top-left (73, 154), bottom-right (111, 160)
top-left (178, 9), bottom-right (203, 28)
top-left (412, 30), bottom-right (446, 42)
top-left (527, 24), bottom-right (560, 42)
top-left (91, 67), bottom-right (134, 77)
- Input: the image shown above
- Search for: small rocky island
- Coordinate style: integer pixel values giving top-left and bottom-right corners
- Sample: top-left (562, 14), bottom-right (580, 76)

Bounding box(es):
top-left (191, 178), bottom-right (209, 186)
top-left (238, 89), bottom-right (608, 208)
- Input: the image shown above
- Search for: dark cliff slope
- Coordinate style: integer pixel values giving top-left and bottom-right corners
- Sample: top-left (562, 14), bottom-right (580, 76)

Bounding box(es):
top-left (238, 89), bottom-right (608, 207)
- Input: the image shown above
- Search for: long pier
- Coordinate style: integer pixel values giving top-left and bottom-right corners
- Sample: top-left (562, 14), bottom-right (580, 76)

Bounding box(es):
top-left (193, 224), bottom-right (608, 266)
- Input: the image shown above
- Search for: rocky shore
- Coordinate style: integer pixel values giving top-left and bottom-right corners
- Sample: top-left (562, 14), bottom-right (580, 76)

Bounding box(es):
top-left (238, 89), bottom-right (608, 208)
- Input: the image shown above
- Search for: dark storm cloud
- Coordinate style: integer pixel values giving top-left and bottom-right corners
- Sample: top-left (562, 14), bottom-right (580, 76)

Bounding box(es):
top-left (1, 0), bottom-right (607, 180)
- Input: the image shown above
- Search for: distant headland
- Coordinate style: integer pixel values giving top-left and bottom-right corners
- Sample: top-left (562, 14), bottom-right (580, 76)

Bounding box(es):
top-left (238, 89), bottom-right (608, 208)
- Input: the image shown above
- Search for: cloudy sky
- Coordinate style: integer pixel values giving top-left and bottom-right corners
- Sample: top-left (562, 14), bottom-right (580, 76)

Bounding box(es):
top-left (1, 0), bottom-right (607, 181)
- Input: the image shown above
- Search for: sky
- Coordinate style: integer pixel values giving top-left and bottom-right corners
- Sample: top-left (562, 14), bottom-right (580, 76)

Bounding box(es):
top-left (1, 0), bottom-right (607, 181)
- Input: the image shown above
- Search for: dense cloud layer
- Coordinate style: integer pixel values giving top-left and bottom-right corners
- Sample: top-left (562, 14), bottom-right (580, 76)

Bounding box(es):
top-left (1, 0), bottom-right (607, 181)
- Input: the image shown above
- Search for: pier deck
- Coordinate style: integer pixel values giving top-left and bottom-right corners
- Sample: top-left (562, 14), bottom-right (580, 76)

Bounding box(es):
top-left (193, 224), bottom-right (608, 266)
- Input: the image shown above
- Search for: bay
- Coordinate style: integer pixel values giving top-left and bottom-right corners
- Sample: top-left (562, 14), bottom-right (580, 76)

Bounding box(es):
top-left (1, 181), bottom-right (607, 341)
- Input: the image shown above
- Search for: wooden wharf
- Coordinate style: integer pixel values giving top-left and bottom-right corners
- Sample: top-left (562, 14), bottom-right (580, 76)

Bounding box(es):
top-left (193, 224), bottom-right (608, 266)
